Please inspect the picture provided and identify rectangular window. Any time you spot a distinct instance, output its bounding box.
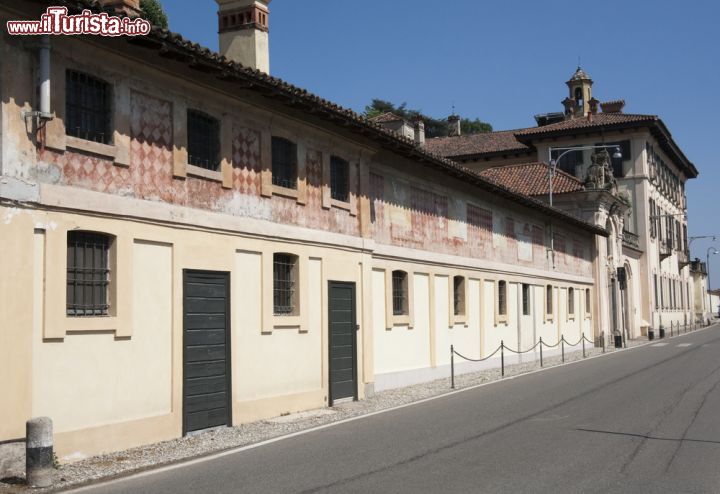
[187,109,220,171]
[392,270,408,316]
[546,285,553,315]
[330,156,350,202]
[585,289,591,316]
[67,231,111,317]
[498,280,507,316]
[65,69,112,144]
[522,284,530,316]
[654,274,659,310]
[271,136,298,189]
[568,287,575,315]
[649,200,656,239]
[453,276,465,316]
[273,253,298,315]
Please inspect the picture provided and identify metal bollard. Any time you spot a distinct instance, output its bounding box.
[602,331,605,353]
[501,340,505,377]
[450,345,455,390]
[539,337,543,367]
[26,417,53,488]
[582,332,586,358]
[561,337,565,363]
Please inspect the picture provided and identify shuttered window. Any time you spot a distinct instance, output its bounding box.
[67,231,112,317]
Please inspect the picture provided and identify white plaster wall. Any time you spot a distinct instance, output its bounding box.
[371,272,431,374]
[32,240,173,433]
[234,252,322,401]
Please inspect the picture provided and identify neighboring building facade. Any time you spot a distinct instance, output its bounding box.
[0,0,606,460]
[427,68,699,340]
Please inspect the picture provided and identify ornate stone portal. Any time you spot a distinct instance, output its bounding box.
[585,149,617,195]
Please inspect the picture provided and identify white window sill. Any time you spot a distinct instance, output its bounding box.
[187,164,222,182]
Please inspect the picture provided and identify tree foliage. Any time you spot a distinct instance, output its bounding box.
[140,0,168,29]
[363,99,492,138]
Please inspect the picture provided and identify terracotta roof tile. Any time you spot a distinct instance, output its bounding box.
[370,112,405,123]
[425,130,531,158]
[479,163,584,197]
[515,113,658,137]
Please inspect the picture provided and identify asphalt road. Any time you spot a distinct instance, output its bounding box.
[74,324,720,494]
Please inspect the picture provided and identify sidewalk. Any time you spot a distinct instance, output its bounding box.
[0,324,714,493]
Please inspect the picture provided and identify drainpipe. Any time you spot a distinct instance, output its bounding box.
[39,35,52,118]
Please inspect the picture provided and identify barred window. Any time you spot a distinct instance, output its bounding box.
[522,284,530,316]
[654,275,659,310]
[330,156,350,202]
[67,231,112,317]
[568,287,575,315]
[546,285,553,315]
[585,289,591,316]
[498,280,507,316]
[453,276,465,316]
[271,136,298,189]
[273,253,298,315]
[187,109,220,171]
[65,70,112,144]
[392,270,408,316]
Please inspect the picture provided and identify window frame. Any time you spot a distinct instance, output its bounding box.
[271,136,299,191]
[585,288,592,319]
[545,285,554,321]
[187,108,221,172]
[391,270,409,317]
[65,69,113,145]
[330,155,350,203]
[66,230,114,317]
[273,253,299,316]
[453,275,466,317]
[522,284,530,316]
[567,287,575,320]
[495,280,508,325]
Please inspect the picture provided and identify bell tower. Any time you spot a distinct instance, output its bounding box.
[216,0,270,73]
[563,66,593,118]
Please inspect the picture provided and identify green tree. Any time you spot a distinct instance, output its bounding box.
[363,99,492,138]
[140,0,168,29]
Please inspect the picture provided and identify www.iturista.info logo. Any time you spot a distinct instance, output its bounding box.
[6,6,152,36]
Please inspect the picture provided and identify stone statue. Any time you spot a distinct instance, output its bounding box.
[585,149,617,194]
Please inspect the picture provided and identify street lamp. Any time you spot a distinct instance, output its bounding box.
[548,145,622,207]
[707,247,718,312]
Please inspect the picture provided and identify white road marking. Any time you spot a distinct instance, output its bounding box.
[651,343,668,347]
[677,343,692,347]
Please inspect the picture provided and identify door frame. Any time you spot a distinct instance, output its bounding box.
[182,269,232,436]
[327,280,358,406]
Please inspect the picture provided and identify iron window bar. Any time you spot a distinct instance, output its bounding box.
[392,271,408,316]
[65,70,112,144]
[330,156,350,202]
[273,254,296,315]
[67,231,111,317]
[271,137,298,189]
[187,109,221,171]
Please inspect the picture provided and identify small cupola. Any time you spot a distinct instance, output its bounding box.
[564,66,593,118]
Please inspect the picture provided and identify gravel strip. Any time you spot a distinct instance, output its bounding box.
[0,331,701,493]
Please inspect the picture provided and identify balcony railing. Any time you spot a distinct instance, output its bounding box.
[622,230,640,250]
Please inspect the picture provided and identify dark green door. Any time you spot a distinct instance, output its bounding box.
[183,270,231,434]
[328,281,357,405]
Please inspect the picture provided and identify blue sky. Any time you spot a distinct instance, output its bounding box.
[162,0,720,286]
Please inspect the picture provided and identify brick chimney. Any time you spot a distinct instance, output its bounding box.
[448,114,461,137]
[216,0,270,73]
[601,99,626,114]
[99,0,141,17]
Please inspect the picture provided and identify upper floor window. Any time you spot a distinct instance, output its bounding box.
[522,284,530,316]
[271,136,298,189]
[187,110,220,171]
[453,276,465,316]
[392,270,408,316]
[273,253,298,316]
[568,287,575,315]
[65,70,112,144]
[498,280,507,316]
[67,231,113,317]
[330,156,350,202]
